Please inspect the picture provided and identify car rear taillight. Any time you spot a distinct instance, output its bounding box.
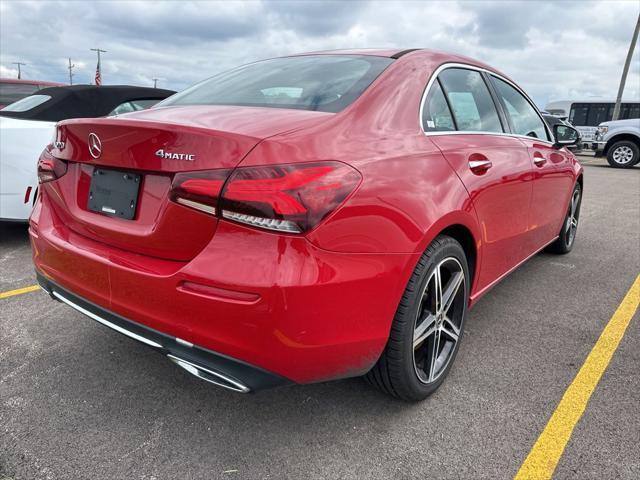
[37,149,68,184]
[169,162,361,234]
[220,162,361,233]
[169,170,230,215]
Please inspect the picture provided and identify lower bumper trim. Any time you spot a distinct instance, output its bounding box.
[36,271,293,393]
[51,290,163,349]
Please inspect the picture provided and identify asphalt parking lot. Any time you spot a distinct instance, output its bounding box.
[1,156,638,480]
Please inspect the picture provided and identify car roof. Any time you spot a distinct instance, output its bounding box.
[294,48,414,57]
[291,48,509,77]
[0,84,176,122]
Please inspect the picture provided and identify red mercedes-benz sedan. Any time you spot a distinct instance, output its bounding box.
[30,49,582,400]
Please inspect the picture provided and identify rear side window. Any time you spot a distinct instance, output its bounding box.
[159,55,393,113]
[491,76,549,140]
[1,94,51,112]
[438,68,503,133]
[422,81,456,131]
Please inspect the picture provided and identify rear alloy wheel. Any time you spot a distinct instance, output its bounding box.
[412,257,465,384]
[365,235,469,401]
[547,183,581,254]
[606,140,639,168]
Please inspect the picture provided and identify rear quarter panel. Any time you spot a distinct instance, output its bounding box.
[239,52,482,291]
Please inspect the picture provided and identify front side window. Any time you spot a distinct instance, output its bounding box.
[422,80,455,131]
[437,68,503,133]
[0,94,51,112]
[491,76,549,140]
[159,55,393,113]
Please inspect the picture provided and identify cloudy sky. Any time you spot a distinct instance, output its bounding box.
[1,0,639,108]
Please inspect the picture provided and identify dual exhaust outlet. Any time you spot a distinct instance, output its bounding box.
[167,354,250,393]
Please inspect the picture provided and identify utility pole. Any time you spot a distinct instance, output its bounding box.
[152,78,159,88]
[68,58,75,85]
[90,48,107,85]
[612,13,640,121]
[12,62,26,79]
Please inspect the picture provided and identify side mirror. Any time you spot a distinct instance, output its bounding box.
[553,124,580,149]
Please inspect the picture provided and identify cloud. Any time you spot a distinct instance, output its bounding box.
[265,0,369,36]
[1,0,638,107]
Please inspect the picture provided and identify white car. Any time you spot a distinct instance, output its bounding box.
[0,85,175,221]
[0,115,53,220]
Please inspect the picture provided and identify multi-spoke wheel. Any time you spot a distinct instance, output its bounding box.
[365,235,469,401]
[565,187,580,248]
[413,257,465,384]
[607,140,639,169]
[548,182,581,254]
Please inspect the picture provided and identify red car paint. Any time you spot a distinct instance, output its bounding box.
[30,50,582,385]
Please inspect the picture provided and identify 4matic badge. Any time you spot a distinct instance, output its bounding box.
[155,149,195,161]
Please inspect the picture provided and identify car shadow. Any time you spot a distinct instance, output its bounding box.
[0,220,30,246]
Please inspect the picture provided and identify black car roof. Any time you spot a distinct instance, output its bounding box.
[0,84,175,122]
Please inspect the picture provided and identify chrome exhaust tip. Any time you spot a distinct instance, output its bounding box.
[167,354,251,393]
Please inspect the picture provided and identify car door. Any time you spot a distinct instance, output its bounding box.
[423,67,534,293]
[488,75,575,250]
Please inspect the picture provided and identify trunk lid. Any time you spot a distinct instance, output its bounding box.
[46,106,331,261]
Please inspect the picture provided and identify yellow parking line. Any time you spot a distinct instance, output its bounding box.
[515,274,640,480]
[0,285,40,299]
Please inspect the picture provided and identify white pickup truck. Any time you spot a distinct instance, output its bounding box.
[595,118,640,168]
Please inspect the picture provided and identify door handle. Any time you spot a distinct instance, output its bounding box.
[533,152,546,166]
[468,159,493,173]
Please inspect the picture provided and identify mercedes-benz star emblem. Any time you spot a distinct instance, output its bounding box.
[88,133,102,159]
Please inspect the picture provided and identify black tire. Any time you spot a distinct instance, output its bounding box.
[606,140,639,168]
[365,235,469,401]
[547,183,581,254]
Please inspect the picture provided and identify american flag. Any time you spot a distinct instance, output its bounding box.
[95,59,102,86]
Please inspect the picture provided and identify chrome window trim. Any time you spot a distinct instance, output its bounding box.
[419,62,554,145]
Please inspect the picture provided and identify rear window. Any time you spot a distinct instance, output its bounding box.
[108,99,161,116]
[0,83,40,105]
[1,94,51,112]
[160,55,393,113]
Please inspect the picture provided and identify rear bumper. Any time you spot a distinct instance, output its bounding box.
[37,272,289,392]
[30,192,416,386]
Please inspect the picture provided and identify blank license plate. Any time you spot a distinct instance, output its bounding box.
[88,168,141,220]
